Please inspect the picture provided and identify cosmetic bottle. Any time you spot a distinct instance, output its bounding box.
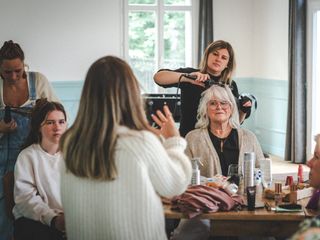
[274,182,282,206]
[191,158,200,185]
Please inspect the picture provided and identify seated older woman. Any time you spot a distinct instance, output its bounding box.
[171,85,265,240]
[185,84,264,180]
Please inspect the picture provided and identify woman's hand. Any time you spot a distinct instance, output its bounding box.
[0,119,17,133]
[149,105,180,139]
[183,72,209,87]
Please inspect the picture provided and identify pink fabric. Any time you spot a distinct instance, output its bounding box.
[171,185,245,218]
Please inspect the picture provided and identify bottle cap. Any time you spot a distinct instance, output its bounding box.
[285,176,294,186]
[191,158,201,169]
[244,152,255,161]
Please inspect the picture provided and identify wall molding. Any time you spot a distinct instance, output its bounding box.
[51,78,289,158]
[236,77,288,158]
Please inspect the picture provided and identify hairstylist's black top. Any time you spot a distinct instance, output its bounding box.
[156,68,239,137]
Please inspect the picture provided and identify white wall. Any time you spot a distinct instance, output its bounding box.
[213,0,288,80]
[0,0,123,81]
[252,0,289,80]
[1,0,288,81]
[213,0,254,78]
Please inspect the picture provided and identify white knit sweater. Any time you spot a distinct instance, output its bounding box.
[13,144,63,226]
[61,127,192,240]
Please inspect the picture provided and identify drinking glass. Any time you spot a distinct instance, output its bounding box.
[227,164,241,186]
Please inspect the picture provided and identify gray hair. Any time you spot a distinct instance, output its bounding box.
[195,85,240,129]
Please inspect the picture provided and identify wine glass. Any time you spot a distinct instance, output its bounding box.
[227,164,241,186]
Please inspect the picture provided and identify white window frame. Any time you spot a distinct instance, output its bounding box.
[307,0,320,157]
[123,0,198,93]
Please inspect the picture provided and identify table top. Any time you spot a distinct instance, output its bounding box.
[164,196,310,221]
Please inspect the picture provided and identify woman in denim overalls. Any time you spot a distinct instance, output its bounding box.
[0,40,58,240]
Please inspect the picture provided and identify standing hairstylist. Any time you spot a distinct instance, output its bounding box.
[154,40,253,137]
[0,40,58,240]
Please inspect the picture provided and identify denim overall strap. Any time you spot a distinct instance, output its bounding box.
[0,72,37,239]
[28,72,36,101]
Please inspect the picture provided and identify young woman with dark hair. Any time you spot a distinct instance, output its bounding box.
[13,98,67,240]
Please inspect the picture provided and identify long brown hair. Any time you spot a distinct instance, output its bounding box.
[199,40,236,85]
[22,98,67,149]
[60,56,149,180]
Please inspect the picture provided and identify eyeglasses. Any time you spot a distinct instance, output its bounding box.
[208,100,230,110]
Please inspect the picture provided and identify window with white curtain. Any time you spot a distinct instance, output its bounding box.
[123,0,196,93]
[307,0,320,156]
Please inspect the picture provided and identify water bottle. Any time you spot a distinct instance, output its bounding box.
[191,158,200,185]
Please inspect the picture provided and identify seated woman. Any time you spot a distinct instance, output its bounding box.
[171,85,264,240]
[185,84,263,180]
[13,98,67,240]
[290,134,320,240]
[59,56,191,240]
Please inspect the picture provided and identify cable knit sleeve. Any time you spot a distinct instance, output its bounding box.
[13,148,58,226]
[140,132,192,198]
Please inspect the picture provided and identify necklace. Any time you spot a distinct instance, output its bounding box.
[209,127,230,153]
[219,138,226,152]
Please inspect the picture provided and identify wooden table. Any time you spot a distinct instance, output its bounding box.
[164,198,310,238]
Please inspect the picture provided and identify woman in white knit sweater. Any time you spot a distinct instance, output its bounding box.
[60,56,192,240]
[13,99,67,240]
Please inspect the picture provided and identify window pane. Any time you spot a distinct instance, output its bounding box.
[129,0,156,5]
[163,11,191,69]
[128,11,157,93]
[164,0,191,6]
[313,11,320,140]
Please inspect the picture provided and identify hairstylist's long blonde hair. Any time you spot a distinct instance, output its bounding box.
[60,56,149,180]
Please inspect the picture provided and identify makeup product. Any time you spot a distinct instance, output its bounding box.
[260,158,272,188]
[243,152,255,191]
[191,158,200,185]
[246,186,256,211]
[274,182,282,206]
[285,176,294,186]
[289,184,298,204]
[298,165,303,183]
